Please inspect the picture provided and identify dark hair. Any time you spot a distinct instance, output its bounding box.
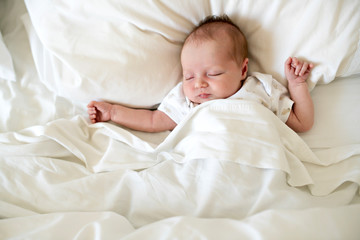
[184,14,248,64]
[197,14,241,32]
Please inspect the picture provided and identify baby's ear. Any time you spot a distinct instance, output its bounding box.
[241,58,249,78]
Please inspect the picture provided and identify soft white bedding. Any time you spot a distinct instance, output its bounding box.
[1,100,359,238]
[0,0,360,239]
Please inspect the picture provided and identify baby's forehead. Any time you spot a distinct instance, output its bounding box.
[181,37,236,69]
[188,33,235,55]
[182,35,232,54]
[184,29,235,55]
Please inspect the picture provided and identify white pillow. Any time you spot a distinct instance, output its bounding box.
[236,0,360,89]
[24,0,360,107]
[0,32,16,82]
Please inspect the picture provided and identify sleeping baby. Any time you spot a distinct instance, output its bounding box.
[87,14,314,133]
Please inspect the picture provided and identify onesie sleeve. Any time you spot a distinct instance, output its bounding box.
[157,82,190,124]
[248,72,293,123]
[270,78,294,123]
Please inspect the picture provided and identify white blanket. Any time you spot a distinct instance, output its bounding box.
[1,100,359,238]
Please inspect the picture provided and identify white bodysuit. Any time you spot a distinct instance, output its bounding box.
[158,72,294,124]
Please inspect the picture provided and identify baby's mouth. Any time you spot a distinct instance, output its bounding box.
[198,93,211,99]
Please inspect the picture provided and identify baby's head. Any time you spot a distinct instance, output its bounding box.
[181,15,249,104]
[184,15,248,65]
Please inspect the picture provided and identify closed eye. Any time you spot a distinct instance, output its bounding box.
[207,72,224,77]
[183,73,194,81]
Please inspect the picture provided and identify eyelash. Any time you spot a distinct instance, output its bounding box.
[207,72,223,77]
[184,72,223,81]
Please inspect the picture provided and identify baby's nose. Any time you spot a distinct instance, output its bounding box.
[194,77,208,88]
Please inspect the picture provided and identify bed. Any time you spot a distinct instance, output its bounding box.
[1,0,359,239]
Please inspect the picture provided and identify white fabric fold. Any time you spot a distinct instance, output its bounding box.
[0,100,358,196]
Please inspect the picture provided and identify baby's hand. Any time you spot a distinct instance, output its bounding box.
[87,101,112,123]
[285,57,314,84]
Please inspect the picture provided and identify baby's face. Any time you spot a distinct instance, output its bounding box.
[181,38,247,105]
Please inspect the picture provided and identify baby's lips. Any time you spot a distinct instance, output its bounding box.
[198,93,211,99]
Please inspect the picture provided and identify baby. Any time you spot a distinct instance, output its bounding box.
[88,15,314,133]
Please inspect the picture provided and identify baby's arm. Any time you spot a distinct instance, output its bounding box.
[87,101,177,132]
[285,57,314,133]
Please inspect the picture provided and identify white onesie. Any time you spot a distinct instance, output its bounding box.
[158,72,294,124]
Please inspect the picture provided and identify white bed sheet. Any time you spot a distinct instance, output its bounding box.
[0,100,359,239]
[2,207,360,240]
[0,0,359,239]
